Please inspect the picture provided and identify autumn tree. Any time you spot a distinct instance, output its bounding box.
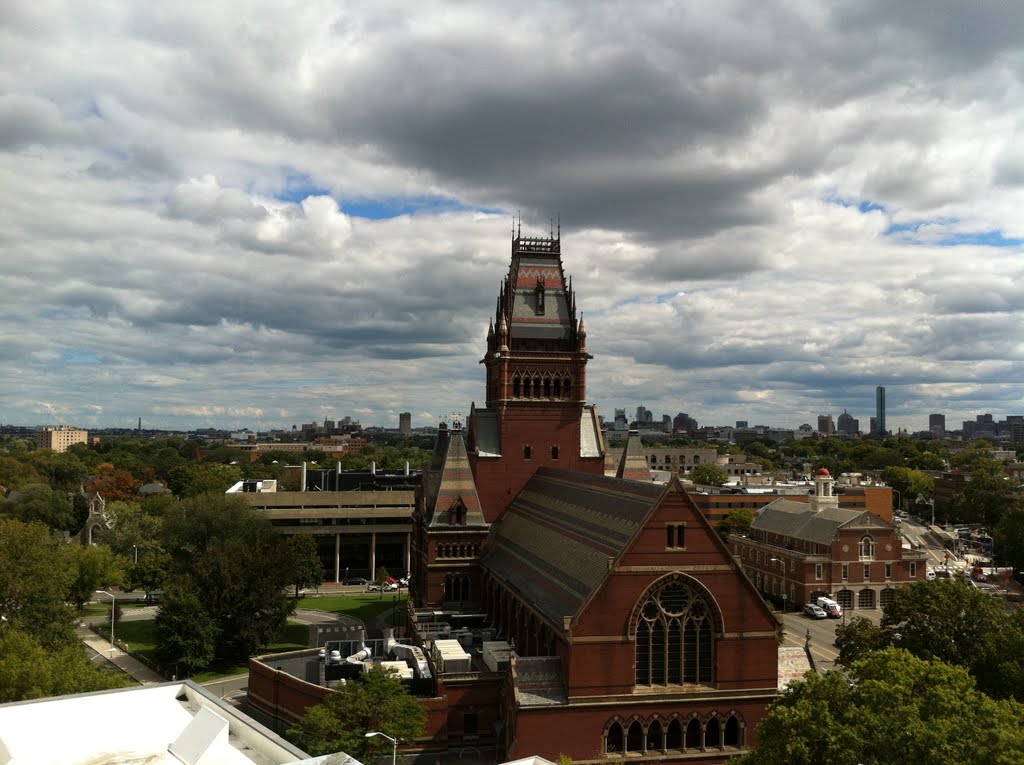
[85,463,141,503]
[288,665,427,759]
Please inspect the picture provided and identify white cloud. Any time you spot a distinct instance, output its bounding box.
[0,1,1021,433]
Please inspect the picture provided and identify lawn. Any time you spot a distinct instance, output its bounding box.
[93,620,311,682]
[296,592,407,626]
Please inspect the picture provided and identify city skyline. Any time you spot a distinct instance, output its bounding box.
[2,2,1022,433]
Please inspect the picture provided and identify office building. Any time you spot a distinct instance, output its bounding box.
[399,411,412,435]
[34,425,88,453]
[875,386,886,437]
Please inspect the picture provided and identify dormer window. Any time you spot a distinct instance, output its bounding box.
[534,280,545,315]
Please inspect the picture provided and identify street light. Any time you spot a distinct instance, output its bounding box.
[132,545,138,564]
[916,496,936,528]
[95,590,116,653]
[980,531,995,577]
[365,731,397,765]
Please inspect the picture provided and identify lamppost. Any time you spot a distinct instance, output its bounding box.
[915,496,936,528]
[132,545,138,564]
[95,590,116,653]
[365,731,397,765]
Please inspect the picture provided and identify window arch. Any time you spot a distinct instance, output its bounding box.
[605,722,623,754]
[723,714,743,747]
[646,719,663,752]
[665,719,683,749]
[706,717,721,749]
[685,718,701,750]
[512,375,521,398]
[859,535,875,560]
[625,721,643,753]
[633,579,717,687]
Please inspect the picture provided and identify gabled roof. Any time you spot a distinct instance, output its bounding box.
[481,468,663,626]
[615,429,651,482]
[752,498,881,545]
[422,427,487,528]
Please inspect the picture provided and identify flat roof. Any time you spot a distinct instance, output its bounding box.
[0,681,328,765]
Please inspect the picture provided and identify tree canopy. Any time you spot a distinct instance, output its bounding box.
[158,494,298,668]
[288,665,427,760]
[690,463,729,486]
[736,648,1024,765]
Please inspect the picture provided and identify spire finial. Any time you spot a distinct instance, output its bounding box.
[557,213,560,239]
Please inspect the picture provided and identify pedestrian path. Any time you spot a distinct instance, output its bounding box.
[77,621,166,684]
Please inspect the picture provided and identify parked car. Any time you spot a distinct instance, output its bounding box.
[803,603,827,619]
[814,596,843,619]
[344,577,368,586]
[367,583,381,592]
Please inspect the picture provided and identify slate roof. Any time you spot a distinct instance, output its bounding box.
[422,427,487,528]
[752,498,868,545]
[481,467,663,626]
[616,429,651,482]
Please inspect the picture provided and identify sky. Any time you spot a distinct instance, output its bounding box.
[2,1,1023,435]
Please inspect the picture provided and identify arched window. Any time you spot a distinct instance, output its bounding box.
[553,378,562,397]
[646,720,663,752]
[524,445,532,460]
[666,719,683,750]
[512,376,521,398]
[563,378,572,399]
[723,714,742,747]
[634,580,717,687]
[606,722,623,754]
[626,721,643,753]
[706,717,721,749]
[551,446,559,460]
[685,718,701,750]
[859,535,875,561]
[543,376,552,397]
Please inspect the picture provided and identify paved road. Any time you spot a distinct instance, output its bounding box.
[780,608,883,675]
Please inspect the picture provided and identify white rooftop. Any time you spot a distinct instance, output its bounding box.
[0,681,322,765]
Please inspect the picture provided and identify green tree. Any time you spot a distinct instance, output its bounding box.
[125,552,172,593]
[0,455,42,490]
[718,508,754,538]
[288,665,427,759]
[2,483,75,532]
[65,544,125,609]
[283,534,324,597]
[736,648,1024,765]
[101,501,165,562]
[0,518,77,648]
[0,627,130,703]
[833,616,890,667]
[154,581,218,676]
[690,463,729,486]
[161,494,295,665]
[950,458,1013,526]
[168,463,242,497]
[995,501,1024,576]
[881,578,1011,698]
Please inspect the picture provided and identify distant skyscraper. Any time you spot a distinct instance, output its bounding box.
[817,414,835,436]
[875,386,886,437]
[837,410,858,436]
[929,413,945,437]
[736,420,748,429]
[399,412,412,435]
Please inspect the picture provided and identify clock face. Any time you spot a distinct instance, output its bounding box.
[886,544,892,552]
[842,544,849,553]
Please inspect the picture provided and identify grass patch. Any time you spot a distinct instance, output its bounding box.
[95,620,312,682]
[296,593,407,626]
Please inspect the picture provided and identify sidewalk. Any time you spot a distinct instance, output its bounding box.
[77,621,166,684]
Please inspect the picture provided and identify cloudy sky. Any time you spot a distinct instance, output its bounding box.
[2,1,1022,435]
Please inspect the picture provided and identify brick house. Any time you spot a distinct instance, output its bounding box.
[731,469,927,611]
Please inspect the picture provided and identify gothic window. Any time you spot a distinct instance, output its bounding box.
[723,714,742,748]
[606,722,623,754]
[543,376,552,397]
[534,282,545,314]
[524,445,532,460]
[685,718,701,750]
[551,446,559,459]
[512,376,521,398]
[626,721,643,753]
[859,535,875,561]
[666,719,683,749]
[646,720,663,752]
[706,717,721,749]
[563,378,572,399]
[634,580,716,687]
[553,377,562,397]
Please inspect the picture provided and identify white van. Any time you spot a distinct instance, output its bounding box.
[815,596,843,618]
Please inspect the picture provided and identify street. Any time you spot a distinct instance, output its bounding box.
[779,608,883,675]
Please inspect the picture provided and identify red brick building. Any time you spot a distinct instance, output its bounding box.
[409,232,780,762]
[731,469,927,611]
